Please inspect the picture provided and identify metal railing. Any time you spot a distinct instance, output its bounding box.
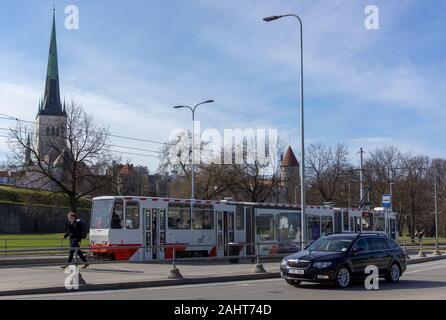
[0,238,443,263]
[0,238,72,258]
[0,241,308,268]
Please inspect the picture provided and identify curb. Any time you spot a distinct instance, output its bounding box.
[0,272,281,297]
[0,257,66,267]
[406,255,446,265]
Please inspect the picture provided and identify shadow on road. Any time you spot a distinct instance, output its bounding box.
[294,279,446,291]
[84,268,145,274]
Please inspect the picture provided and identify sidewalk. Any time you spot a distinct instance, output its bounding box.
[0,253,444,297]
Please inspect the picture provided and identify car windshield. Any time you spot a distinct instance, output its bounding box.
[306,237,354,252]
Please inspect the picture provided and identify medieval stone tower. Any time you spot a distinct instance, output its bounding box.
[280,146,300,204]
[35,9,67,164]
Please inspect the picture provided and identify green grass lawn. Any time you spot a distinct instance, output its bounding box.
[0,233,90,256]
[0,184,91,209]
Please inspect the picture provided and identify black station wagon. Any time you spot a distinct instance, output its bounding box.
[280,233,407,288]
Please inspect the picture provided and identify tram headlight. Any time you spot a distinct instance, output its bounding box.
[313,261,332,269]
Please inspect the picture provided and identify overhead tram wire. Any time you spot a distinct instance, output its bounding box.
[0,114,174,146]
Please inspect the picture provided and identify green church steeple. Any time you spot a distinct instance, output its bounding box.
[38,8,66,117]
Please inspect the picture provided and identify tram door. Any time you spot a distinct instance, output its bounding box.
[350,213,361,233]
[217,211,235,256]
[144,208,166,260]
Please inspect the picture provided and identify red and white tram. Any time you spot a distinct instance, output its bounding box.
[89,196,398,261]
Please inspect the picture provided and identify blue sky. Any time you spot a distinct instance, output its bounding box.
[1,0,445,171]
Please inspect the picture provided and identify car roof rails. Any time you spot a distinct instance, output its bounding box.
[358,231,387,237]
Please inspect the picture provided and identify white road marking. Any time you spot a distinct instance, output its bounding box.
[406,264,446,274]
[407,260,446,269]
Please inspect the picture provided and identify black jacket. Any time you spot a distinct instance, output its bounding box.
[63,220,83,241]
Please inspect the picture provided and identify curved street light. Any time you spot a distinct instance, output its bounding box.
[263,14,306,249]
[173,99,215,199]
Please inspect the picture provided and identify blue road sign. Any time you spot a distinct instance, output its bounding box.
[382,194,391,208]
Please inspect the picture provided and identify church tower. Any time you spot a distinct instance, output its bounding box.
[36,8,67,164]
[280,146,300,204]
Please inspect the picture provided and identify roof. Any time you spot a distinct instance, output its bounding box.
[0,171,10,178]
[119,164,135,175]
[281,146,299,167]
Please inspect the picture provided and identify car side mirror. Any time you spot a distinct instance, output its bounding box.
[352,247,363,255]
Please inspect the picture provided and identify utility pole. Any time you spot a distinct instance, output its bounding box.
[358,148,365,209]
[433,171,441,255]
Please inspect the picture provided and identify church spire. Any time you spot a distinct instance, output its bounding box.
[38,7,65,117]
[25,133,33,166]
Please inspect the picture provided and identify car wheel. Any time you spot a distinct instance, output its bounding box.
[335,266,351,288]
[386,263,401,283]
[285,279,301,286]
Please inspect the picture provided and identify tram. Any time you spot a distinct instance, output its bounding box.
[89,196,398,261]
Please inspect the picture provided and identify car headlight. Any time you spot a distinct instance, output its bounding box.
[313,261,332,269]
[281,259,287,266]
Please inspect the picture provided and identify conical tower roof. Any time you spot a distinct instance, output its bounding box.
[281,146,299,167]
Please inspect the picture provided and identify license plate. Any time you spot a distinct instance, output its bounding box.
[288,268,305,275]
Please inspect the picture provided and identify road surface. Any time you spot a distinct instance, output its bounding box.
[3,260,446,300]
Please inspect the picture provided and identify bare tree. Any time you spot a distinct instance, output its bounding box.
[306,143,350,203]
[8,103,114,213]
[158,135,283,202]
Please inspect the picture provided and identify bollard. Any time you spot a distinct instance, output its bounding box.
[167,246,183,279]
[417,240,426,257]
[403,240,410,259]
[73,248,87,287]
[4,239,6,258]
[251,243,266,274]
[433,239,442,256]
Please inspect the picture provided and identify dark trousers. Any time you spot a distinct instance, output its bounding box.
[68,239,87,263]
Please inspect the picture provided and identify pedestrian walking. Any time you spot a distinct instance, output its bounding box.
[61,212,89,269]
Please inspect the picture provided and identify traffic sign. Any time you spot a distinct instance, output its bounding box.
[382,194,391,208]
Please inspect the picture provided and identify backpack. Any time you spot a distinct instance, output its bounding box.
[76,219,88,239]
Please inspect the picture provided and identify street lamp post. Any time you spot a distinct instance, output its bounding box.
[433,171,441,255]
[263,14,306,249]
[388,182,395,235]
[173,100,214,199]
[389,182,395,212]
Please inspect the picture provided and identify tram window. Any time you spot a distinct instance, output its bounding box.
[334,210,342,233]
[374,215,385,231]
[110,199,123,229]
[192,204,214,229]
[159,210,166,231]
[236,207,244,230]
[362,212,373,231]
[343,211,349,231]
[321,216,333,236]
[125,202,140,229]
[306,215,320,242]
[168,204,191,229]
[278,213,301,242]
[91,199,113,229]
[256,214,275,241]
